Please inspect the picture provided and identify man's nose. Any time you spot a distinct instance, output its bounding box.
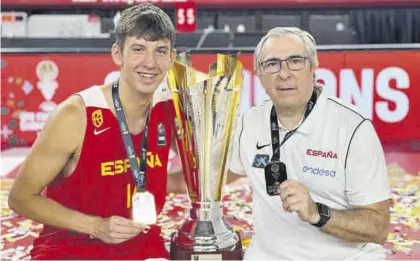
[142,52,157,69]
[277,61,291,80]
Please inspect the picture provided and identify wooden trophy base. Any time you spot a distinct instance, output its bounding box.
[170,232,243,260]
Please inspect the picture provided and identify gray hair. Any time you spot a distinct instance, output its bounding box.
[254,27,318,74]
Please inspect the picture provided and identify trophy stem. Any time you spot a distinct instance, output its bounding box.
[171,201,239,252]
[200,80,214,203]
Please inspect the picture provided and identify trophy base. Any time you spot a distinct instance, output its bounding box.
[170,232,243,260]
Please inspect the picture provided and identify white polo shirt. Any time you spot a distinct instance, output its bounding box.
[229,88,390,260]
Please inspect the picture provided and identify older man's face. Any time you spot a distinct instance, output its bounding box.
[258,34,316,111]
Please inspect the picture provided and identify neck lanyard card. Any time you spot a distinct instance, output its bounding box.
[112,79,157,225]
[264,90,317,196]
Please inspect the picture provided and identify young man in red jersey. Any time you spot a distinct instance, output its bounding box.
[8,4,185,260]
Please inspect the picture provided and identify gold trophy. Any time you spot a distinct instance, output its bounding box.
[166,52,244,260]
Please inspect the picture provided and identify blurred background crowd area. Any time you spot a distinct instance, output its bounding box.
[1,0,420,49]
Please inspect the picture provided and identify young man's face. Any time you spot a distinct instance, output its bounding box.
[113,36,175,94]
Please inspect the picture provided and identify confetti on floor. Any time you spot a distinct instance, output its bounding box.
[1,165,419,260]
[386,164,420,259]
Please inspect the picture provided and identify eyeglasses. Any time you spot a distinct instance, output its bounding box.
[260,56,308,74]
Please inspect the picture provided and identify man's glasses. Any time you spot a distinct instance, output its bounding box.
[260,56,308,74]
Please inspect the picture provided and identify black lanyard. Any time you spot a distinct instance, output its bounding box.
[270,90,317,162]
[112,80,150,192]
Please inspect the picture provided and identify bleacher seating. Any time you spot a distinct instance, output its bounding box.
[309,14,357,45]
[218,14,256,32]
[262,14,301,32]
[309,14,350,32]
[100,17,115,34]
[233,32,265,47]
[1,12,28,37]
[27,14,102,38]
[200,32,232,47]
[196,14,216,31]
[1,8,419,49]
[175,32,202,48]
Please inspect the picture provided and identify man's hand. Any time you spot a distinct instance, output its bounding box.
[278,180,320,224]
[92,216,150,244]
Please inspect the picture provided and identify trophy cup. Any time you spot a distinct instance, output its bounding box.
[166,52,244,260]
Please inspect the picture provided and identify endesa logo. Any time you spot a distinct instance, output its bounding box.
[303,166,336,178]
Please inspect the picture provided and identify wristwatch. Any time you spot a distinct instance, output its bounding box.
[311,202,331,228]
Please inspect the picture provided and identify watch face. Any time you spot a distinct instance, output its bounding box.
[320,204,331,218]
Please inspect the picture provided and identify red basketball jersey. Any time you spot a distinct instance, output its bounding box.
[31,86,174,260]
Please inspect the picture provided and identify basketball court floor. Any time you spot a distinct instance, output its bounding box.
[1,142,419,260]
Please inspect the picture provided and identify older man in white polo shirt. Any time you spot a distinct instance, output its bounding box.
[227,27,391,260]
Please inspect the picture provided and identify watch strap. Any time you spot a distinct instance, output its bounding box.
[312,202,331,228]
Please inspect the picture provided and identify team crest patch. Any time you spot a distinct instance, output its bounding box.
[157,122,167,146]
[92,109,103,128]
[252,154,270,169]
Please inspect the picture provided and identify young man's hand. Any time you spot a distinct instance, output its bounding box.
[92,216,150,244]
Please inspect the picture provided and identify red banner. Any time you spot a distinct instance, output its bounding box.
[175,2,197,32]
[3,0,420,7]
[1,51,419,148]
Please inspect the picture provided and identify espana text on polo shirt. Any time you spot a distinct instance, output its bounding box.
[306,149,338,159]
